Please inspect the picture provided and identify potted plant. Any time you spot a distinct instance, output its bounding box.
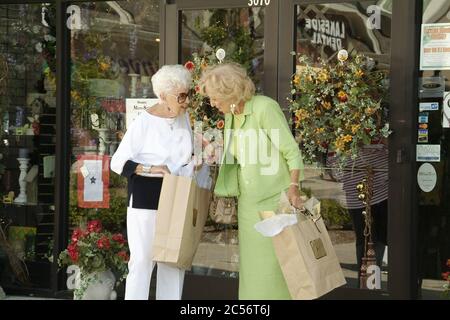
[443,259,450,299]
[58,220,129,300]
[287,50,392,168]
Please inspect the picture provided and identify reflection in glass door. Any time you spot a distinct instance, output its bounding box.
[417,0,450,300]
[0,3,57,290]
[180,6,266,281]
[181,8,265,92]
[295,1,392,290]
[66,1,160,297]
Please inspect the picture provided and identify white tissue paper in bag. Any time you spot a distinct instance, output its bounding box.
[254,214,298,237]
[254,191,321,238]
[194,164,212,190]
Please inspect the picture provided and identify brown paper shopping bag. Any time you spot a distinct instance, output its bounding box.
[258,192,346,299]
[153,174,211,270]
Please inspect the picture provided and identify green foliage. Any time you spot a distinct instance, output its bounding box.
[320,199,351,228]
[71,31,120,129]
[200,24,228,49]
[301,187,351,228]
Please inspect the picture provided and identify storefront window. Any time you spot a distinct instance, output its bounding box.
[417,0,450,299]
[0,3,56,289]
[68,2,159,235]
[295,1,392,290]
[180,7,265,279]
[181,8,265,92]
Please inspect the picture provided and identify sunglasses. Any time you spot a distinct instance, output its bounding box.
[168,89,195,104]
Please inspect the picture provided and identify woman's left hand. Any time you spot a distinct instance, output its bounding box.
[287,185,305,209]
[192,155,203,172]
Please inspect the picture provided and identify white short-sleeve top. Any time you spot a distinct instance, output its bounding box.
[111,110,193,176]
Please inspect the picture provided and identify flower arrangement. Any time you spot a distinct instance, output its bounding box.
[193,122,224,166]
[185,51,226,132]
[185,50,227,166]
[58,220,129,299]
[287,50,391,166]
[71,32,120,130]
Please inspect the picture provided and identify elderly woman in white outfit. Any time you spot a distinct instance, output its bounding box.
[111,65,194,300]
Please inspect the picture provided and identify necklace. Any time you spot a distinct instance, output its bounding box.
[166,117,176,131]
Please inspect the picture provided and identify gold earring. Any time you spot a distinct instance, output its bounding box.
[230,104,236,115]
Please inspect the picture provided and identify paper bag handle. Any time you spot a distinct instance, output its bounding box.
[192,209,198,227]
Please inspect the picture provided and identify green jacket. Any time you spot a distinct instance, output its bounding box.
[214,95,304,200]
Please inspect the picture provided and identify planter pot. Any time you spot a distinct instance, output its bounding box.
[74,270,117,300]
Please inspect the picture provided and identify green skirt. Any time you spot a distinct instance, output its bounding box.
[237,192,291,300]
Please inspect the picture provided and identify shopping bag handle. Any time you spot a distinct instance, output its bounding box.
[192,208,198,227]
[292,207,323,234]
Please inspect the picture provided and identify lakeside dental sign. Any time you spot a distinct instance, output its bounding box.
[305,18,346,52]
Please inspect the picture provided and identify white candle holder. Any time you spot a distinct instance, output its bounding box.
[129,73,139,98]
[14,157,30,204]
[96,128,109,155]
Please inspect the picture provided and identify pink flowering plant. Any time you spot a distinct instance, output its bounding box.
[58,220,129,298]
[185,53,225,166]
[443,258,450,298]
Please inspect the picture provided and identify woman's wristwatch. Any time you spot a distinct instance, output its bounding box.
[142,165,153,174]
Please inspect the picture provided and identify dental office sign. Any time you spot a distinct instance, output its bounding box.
[420,23,450,70]
[305,18,346,52]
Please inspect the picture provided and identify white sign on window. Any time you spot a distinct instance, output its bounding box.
[125,98,158,129]
[416,144,441,162]
[420,23,450,70]
[417,163,437,193]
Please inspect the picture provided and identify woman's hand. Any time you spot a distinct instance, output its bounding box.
[135,165,171,176]
[287,185,305,209]
[192,155,203,172]
[135,164,144,175]
[150,165,171,176]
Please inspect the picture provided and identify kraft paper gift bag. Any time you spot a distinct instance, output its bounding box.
[153,174,211,270]
[255,192,346,300]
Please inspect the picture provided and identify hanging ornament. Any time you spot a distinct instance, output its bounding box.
[216,48,226,63]
[337,49,348,63]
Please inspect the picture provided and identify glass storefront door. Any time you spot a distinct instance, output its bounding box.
[66,0,160,297]
[417,0,450,299]
[0,3,57,290]
[179,3,267,288]
[294,1,392,291]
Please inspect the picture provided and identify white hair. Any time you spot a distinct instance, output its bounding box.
[151,64,192,99]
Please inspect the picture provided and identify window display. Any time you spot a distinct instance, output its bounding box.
[0,3,56,289]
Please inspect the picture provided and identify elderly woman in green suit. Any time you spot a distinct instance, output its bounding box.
[199,63,304,299]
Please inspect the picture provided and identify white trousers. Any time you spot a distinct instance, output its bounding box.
[125,201,185,300]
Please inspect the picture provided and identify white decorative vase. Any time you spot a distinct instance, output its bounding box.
[14,157,30,204]
[96,128,109,155]
[74,270,117,300]
[129,73,139,98]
